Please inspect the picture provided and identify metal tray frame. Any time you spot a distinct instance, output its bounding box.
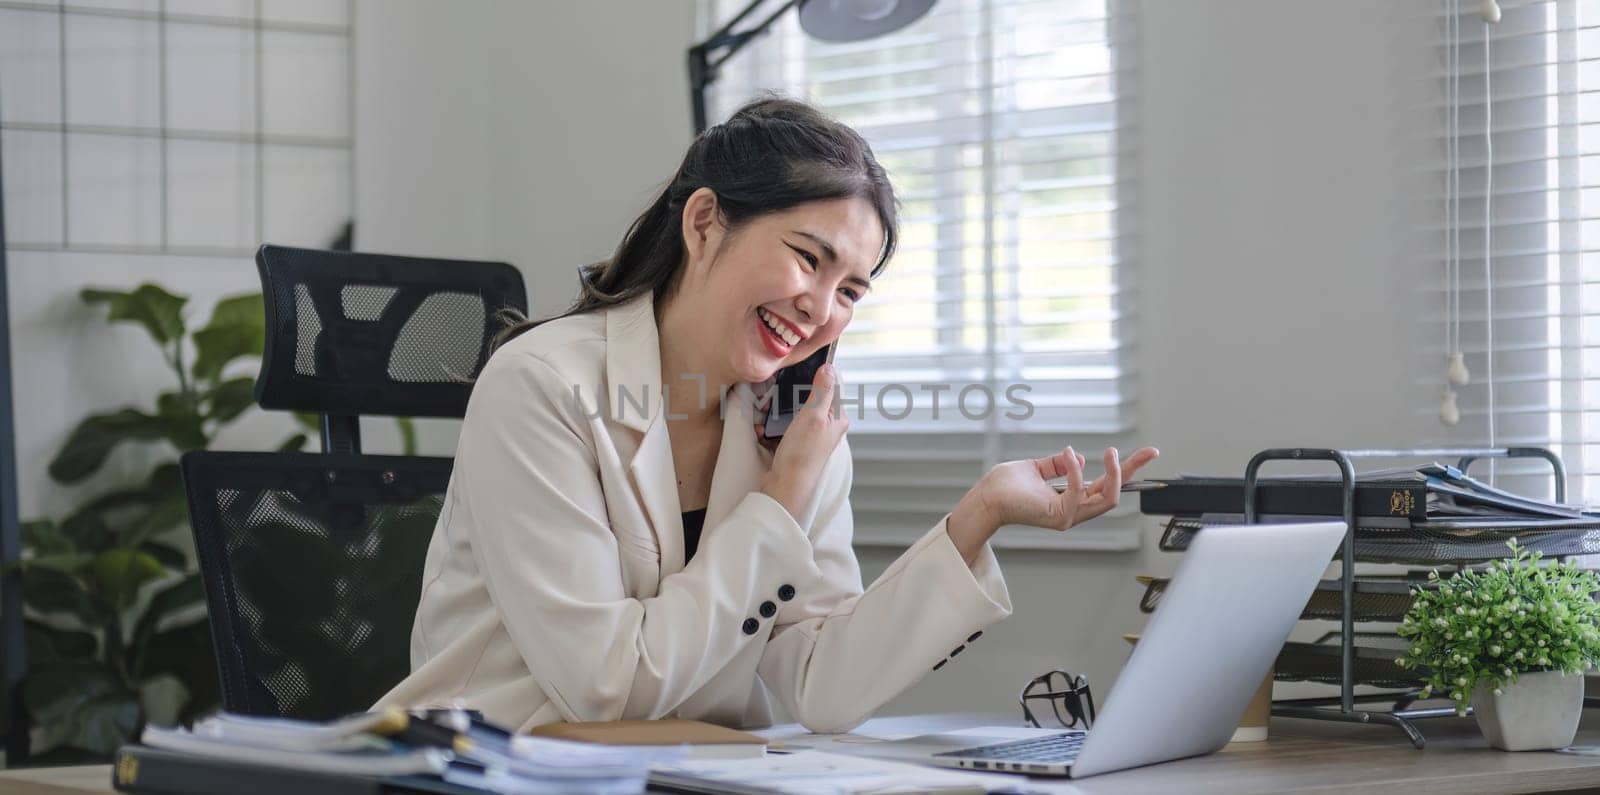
[1237,446,1597,748]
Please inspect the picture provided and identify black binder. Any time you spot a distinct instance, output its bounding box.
[1138,476,1427,520]
[111,745,486,795]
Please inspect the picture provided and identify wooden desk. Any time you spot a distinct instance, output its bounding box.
[4,712,1599,794]
[761,711,1600,794]
[0,763,112,795]
[1077,713,1600,794]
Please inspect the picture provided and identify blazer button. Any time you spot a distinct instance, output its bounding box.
[967,631,983,643]
[950,645,965,657]
[777,584,796,602]
[759,601,777,618]
[742,618,760,636]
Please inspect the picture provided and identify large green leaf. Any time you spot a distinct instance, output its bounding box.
[156,390,197,417]
[16,553,94,575]
[74,693,142,755]
[49,409,174,484]
[24,620,98,666]
[21,568,100,626]
[130,573,205,666]
[24,661,118,725]
[156,392,207,451]
[23,660,142,756]
[115,463,189,549]
[73,463,177,519]
[59,510,114,553]
[204,377,257,424]
[118,497,190,551]
[81,285,187,346]
[139,540,186,569]
[91,549,165,609]
[191,293,264,384]
[77,462,181,512]
[63,463,185,553]
[22,520,76,556]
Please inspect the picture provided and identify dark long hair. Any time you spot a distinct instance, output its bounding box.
[498,95,899,345]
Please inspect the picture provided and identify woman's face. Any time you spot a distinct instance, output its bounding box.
[679,191,884,385]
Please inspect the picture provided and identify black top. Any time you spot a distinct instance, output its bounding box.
[683,508,708,562]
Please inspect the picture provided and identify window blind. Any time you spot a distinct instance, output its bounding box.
[701,0,1140,541]
[1424,0,1600,504]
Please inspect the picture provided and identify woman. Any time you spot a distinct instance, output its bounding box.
[377,97,1159,734]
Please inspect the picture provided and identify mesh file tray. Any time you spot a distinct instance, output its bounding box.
[1139,575,1429,621]
[1159,516,1600,564]
[1274,633,1422,690]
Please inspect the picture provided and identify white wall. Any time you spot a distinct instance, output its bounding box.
[351,0,698,455]
[352,0,1437,719]
[480,2,698,318]
[354,0,494,263]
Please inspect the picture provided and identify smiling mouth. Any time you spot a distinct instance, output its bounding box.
[757,306,806,346]
[755,310,797,360]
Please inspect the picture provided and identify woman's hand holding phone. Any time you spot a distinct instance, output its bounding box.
[948,445,1160,565]
[759,363,848,518]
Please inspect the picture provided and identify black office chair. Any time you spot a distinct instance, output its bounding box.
[180,245,526,720]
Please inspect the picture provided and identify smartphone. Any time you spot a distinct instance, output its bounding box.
[762,343,837,440]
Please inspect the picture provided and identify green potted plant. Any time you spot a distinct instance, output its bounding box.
[14,281,418,761]
[11,285,298,761]
[1396,540,1600,751]
[12,284,320,761]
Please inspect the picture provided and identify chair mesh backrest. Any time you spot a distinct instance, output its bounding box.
[256,244,527,418]
[181,451,453,720]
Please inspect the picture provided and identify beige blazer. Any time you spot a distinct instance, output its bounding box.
[375,295,1012,734]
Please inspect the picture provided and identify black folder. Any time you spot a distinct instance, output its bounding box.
[1138,476,1427,520]
[111,745,487,795]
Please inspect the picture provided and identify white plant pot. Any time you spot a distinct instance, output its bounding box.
[1470,670,1585,751]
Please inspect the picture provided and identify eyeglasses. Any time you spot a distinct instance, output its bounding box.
[1019,670,1096,730]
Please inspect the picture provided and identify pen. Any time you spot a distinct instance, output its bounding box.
[1049,479,1166,494]
[371,709,478,755]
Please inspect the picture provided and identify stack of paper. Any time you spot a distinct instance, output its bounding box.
[141,717,450,777]
[445,735,680,794]
[650,749,995,795]
[1418,463,1590,520]
[137,712,675,795]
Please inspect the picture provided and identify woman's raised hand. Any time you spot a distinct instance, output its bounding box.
[948,445,1160,564]
[758,364,849,518]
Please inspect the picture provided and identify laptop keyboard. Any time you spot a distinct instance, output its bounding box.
[935,732,1087,764]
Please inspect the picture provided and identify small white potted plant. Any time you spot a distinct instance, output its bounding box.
[1396,540,1600,751]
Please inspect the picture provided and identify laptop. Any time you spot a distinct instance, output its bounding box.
[853,520,1346,779]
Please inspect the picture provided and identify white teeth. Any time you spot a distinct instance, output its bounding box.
[759,308,800,346]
